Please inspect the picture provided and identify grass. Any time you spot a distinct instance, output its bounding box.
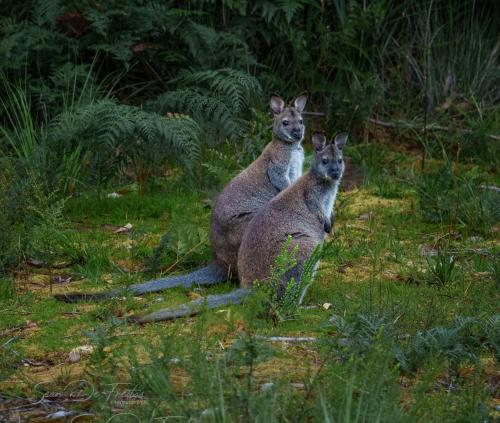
[0,140,498,421]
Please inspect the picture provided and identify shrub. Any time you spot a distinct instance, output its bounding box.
[253,236,321,323]
[413,162,500,234]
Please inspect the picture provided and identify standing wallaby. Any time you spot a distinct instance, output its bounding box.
[133,132,347,323]
[55,93,308,303]
[210,93,307,278]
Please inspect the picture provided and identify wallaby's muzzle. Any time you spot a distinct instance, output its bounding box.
[291,128,303,141]
[330,170,341,180]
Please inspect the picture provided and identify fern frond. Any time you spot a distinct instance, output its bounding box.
[48,99,201,177]
[179,22,257,68]
[150,89,242,140]
[176,68,262,114]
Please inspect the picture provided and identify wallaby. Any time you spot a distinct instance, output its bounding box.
[238,132,347,287]
[132,132,347,323]
[210,93,307,278]
[55,93,308,303]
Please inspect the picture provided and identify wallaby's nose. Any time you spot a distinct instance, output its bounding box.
[330,167,341,179]
[291,127,302,140]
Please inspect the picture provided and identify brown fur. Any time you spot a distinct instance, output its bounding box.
[238,133,347,287]
[237,172,324,286]
[211,137,303,277]
[210,95,307,278]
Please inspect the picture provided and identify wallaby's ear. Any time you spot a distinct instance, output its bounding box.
[270,95,285,115]
[333,132,348,150]
[293,92,308,113]
[312,132,327,152]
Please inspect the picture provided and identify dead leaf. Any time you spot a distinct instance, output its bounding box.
[114,223,133,234]
[68,345,94,363]
[101,223,121,231]
[358,212,372,221]
[102,274,113,283]
[72,345,94,354]
[25,320,38,329]
[51,275,72,285]
[107,192,122,198]
[68,351,81,363]
[26,259,46,267]
[132,42,152,53]
[322,303,332,310]
[21,358,46,367]
[187,291,203,300]
[418,244,437,257]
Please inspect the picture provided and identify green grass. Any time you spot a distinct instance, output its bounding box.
[0,148,498,420]
[0,145,499,422]
[1,1,499,418]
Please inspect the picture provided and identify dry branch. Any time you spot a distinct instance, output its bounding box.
[255,336,318,342]
[368,118,500,141]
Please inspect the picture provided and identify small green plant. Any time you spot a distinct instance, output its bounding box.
[143,221,210,276]
[327,310,498,375]
[255,236,321,323]
[0,277,15,300]
[403,316,489,372]
[425,250,458,287]
[487,256,500,287]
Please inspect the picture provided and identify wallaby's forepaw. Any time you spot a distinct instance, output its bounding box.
[324,213,335,234]
[323,220,332,233]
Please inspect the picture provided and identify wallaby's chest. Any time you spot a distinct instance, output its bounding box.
[320,185,338,219]
[288,146,304,181]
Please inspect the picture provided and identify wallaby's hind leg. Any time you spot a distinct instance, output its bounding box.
[54,262,230,303]
[133,288,249,323]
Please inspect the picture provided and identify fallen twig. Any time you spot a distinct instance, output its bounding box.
[1,337,17,348]
[368,118,500,141]
[255,336,318,343]
[480,184,500,193]
[302,111,326,117]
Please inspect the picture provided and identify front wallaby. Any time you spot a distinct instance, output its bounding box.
[134,132,347,323]
[55,93,308,303]
[238,132,347,287]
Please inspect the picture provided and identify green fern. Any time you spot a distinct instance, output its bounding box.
[179,22,257,69]
[49,99,201,181]
[176,68,262,114]
[149,68,262,143]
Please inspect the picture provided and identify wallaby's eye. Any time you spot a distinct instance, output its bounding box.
[338,159,342,164]
[299,119,303,125]
[322,158,329,165]
[282,120,289,126]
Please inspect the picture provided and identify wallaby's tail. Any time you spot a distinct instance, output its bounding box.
[131,288,249,323]
[54,262,229,303]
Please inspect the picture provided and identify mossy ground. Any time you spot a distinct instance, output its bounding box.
[1,143,498,421]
